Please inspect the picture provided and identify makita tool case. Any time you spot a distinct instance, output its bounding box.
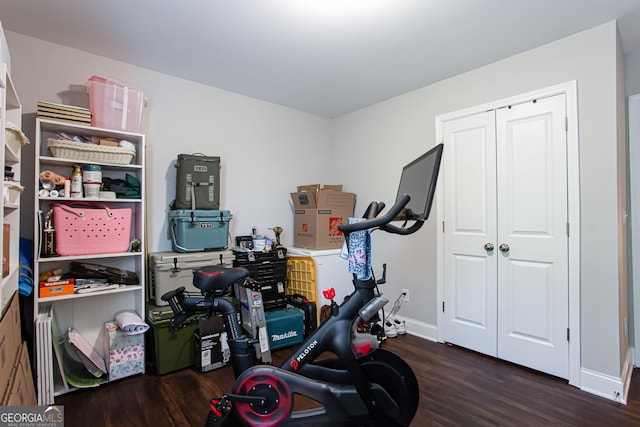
[174,153,220,210]
[168,209,232,253]
[265,307,304,351]
[148,250,234,305]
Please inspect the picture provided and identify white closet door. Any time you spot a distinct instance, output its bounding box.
[442,110,498,356]
[495,95,569,379]
[441,94,569,379]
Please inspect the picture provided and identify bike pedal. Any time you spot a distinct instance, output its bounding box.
[205,408,233,427]
[209,397,230,417]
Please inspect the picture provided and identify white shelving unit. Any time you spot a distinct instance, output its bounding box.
[1,63,22,311]
[33,118,145,403]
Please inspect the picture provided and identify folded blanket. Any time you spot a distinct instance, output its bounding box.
[115,311,149,335]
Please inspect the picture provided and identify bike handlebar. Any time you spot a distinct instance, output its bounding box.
[338,193,423,235]
[362,201,386,219]
[381,220,424,235]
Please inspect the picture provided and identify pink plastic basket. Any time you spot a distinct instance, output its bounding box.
[52,203,132,256]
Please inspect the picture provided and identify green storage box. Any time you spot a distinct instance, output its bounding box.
[146,303,200,375]
[146,299,240,375]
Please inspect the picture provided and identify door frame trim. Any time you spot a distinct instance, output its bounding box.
[630,94,640,365]
[435,81,580,387]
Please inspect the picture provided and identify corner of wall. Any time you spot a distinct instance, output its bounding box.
[580,347,631,404]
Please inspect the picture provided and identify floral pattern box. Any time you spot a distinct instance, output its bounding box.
[103,321,145,381]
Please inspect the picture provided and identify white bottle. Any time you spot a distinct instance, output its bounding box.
[64,177,70,198]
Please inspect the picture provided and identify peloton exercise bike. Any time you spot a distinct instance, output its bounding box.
[162,143,443,426]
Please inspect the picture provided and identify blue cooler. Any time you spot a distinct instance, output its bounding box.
[265,308,304,350]
[168,209,232,252]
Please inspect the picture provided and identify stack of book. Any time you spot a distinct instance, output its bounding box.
[37,101,91,125]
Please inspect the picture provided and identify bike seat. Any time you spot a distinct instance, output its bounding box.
[194,266,249,293]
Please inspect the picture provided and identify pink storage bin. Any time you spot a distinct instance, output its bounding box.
[87,76,144,133]
[52,202,132,256]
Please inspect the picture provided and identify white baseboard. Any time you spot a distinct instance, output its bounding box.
[395,315,438,342]
[580,369,624,403]
[580,347,632,404]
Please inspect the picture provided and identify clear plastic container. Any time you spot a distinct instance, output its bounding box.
[86,76,144,133]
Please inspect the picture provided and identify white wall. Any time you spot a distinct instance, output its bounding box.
[7,32,333,252]
[625,50,640,359]
[332,21,627,380]
[616,28,631,377]
[625,52,640,96]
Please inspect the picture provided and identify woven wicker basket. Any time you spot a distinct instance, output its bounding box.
[47,139,136,165]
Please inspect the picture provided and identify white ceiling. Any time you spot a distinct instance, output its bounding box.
[2,0,640,118]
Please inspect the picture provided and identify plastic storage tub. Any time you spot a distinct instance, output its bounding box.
[52,203,132,256]
[86,76,144,133]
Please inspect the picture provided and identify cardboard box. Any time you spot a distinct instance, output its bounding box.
[198,313,226,337]
[194,314,229,373]
[0,292,21,398]
[39,279,75,298]
[104,321,145,381]
[3,342,36,405]
[99,139,119,147]
[194,330,229,373]
[291,185,356,249]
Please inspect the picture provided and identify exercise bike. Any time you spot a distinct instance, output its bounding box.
[161,142,443,427]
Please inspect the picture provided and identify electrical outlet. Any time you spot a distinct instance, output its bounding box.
[402,288,410,302]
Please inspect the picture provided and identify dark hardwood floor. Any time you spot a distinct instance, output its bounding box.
[56,334,640,426]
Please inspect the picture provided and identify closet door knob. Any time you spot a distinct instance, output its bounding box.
[499,243,510,253]
[484,243,494,251]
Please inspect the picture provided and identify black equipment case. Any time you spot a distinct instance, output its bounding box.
[286,294,317,336]
[174,153,220,210]
[233,248,288,310]
[69,261,139,285]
